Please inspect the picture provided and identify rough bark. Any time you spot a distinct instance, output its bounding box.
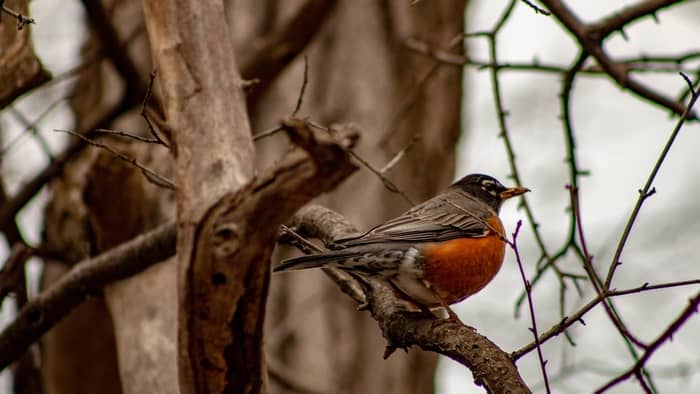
[142,0,261,392]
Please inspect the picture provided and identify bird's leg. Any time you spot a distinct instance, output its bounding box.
[429,288,464,325]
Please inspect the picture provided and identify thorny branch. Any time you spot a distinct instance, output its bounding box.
[538,0,693,117]
[506,220,551,393]
[595,292,700,393]
[511,73,700,392]
[568,184,656,389]
[606,74,700,288]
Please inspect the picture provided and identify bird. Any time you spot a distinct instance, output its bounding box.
[273,173,529,320]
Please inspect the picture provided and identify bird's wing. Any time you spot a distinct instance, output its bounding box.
[338,193,493,246]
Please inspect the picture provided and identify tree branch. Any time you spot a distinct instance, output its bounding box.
[595,292,700,393]
[539,0,693,117]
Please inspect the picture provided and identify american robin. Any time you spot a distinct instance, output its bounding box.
[274,173,529,319]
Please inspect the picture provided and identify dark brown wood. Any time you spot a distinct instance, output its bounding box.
[184,119,357,393]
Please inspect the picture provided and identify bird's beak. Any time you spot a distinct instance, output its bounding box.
[500,186,530,200]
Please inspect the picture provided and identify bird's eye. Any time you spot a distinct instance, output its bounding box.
[480,180,498,195]
[481,179,496,189]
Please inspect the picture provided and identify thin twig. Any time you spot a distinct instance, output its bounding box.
[569,185,648,350]
[53,129,175,190]
[609,279,700,297]
[253,56,311,141]
[2,96,71,156]
[520,0,551,15]
[406,38,700,76]
[140,69,170,148]
[344,149,415,206]
[380,134,420,174]
[92,128,163,144]
[507,220,551,393]
[292,55,309,116]
[1,3,35,29]
[252,126,283,141]
[605,73,700,288]
[595,292,700,393]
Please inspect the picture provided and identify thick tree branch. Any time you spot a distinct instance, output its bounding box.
[285,205,531,393]
[539,0,692,117]
[588,0,685,40]
[0,222,176,371]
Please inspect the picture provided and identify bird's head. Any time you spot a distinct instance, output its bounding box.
[451,173,530,212]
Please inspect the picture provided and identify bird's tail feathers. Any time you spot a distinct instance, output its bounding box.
[273,252,350,272]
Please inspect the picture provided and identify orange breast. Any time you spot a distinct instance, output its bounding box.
[423,216,506,305]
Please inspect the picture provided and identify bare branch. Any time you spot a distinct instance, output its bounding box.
[520,0,551,15]
[0,3,35,28]
[507,221,551,393]
[595,292,700,393]
[53,129,175,190]
[0,222,177,371]
[605,74,700,288]
[588,0,685,40]
[80,0,149,106]
[539,0,693,117]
